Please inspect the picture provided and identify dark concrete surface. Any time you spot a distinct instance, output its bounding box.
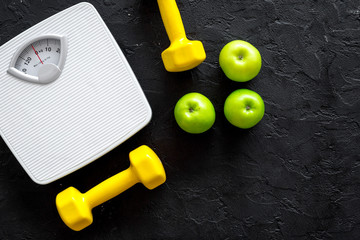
[1,0,360,239]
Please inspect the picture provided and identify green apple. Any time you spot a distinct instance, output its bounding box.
[174,93,216,134]
[219,40,262,82]
[224,89,265,129]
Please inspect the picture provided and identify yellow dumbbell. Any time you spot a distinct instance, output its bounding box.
[56,145,166,231]
[157,0,206,72]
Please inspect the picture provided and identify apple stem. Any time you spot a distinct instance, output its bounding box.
[246,106,251,110]
[189,107,194,113]
[239,55,243,60]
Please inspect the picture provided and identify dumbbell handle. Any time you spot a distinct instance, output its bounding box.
[157,0,186,43]
[84,167,138,209]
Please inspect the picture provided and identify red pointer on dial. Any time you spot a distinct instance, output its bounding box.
[31,44,43,64]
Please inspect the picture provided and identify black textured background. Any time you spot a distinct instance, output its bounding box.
[1,0,360,239]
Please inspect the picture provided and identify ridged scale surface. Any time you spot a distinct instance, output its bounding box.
[0,3,151,184]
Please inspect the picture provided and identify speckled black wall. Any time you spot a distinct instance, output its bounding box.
[0,0,360,239]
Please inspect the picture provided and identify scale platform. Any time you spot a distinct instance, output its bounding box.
[0,3,152,184]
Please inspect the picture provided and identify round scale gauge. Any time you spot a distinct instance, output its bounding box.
[8,35,67,84]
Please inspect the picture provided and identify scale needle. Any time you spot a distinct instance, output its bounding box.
[31,44,43,64]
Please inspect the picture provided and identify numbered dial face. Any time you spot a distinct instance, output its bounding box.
[15,39,61,76]
[8,35,67,84]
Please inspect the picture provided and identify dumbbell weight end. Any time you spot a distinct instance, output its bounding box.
[157,0,206,72]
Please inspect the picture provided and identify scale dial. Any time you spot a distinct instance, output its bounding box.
[8,35,67,84]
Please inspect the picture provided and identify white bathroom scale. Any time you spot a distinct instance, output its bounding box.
[0,3,152,184]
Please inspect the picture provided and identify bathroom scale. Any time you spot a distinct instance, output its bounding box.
[0,3,152,184]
